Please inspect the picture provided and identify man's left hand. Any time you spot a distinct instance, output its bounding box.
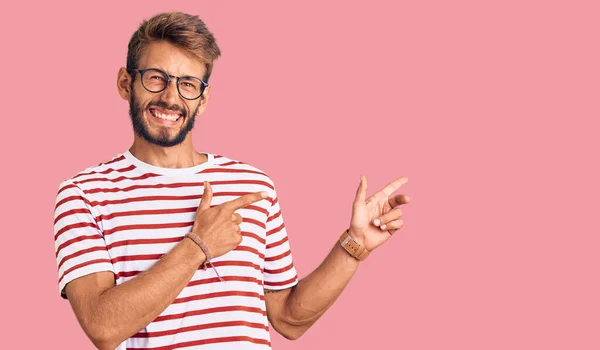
[349,175,410,252]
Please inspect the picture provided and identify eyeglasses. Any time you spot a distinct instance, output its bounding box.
[127,68,208,100]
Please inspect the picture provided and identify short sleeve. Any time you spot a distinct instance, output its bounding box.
[263,187,298,290]
[54,180,115,299]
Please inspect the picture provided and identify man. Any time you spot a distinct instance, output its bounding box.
[54,11,409,350]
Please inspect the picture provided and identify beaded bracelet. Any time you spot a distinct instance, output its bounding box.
[185,232,224,282]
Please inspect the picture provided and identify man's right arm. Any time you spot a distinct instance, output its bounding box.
[65,238,205,350]
[59,181,268,350]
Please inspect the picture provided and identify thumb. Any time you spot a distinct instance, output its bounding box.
[354,175,367,205]
[198,181,213,213]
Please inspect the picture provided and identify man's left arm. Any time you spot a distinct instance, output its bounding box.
[265,175,410,340]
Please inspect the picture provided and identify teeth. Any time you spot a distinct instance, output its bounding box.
[152,110,180,121]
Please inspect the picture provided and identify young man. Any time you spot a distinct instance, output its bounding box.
[53,12,409,350]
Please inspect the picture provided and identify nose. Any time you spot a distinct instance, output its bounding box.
[160,76,182,106]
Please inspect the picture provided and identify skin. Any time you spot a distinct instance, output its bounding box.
[263,175,409,339]
[64,40,410,349]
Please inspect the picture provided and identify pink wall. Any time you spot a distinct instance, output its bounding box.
[2,0,599,349]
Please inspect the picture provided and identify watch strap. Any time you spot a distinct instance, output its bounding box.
[339,229,370,261]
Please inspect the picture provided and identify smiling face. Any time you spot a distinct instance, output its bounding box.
[117,40,210,147]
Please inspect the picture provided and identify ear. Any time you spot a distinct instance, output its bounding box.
[117,67,133,101]
[196,85,211,116]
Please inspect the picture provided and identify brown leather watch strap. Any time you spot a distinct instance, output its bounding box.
[339,229,370,261]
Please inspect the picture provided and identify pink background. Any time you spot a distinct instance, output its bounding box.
[2,1,599,349]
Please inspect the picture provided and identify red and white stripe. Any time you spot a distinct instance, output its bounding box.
[54,151,298,350]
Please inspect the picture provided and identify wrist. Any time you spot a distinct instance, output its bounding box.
[348,228,367,246]
[185,232,225,282]
[339,229,370,261]
[183,233,206,266]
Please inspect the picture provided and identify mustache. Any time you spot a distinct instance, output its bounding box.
[147,101,187,117]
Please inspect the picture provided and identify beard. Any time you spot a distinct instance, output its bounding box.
[128,88,199,147]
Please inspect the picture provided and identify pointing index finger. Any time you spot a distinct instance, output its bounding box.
[227,191,270,211]
[380,176,408,197]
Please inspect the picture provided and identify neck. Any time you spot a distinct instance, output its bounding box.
[129,135,207,169]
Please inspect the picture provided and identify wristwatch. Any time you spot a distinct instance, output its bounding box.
[339,229,370,261]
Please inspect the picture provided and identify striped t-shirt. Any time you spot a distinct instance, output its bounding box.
[53,150,298,350]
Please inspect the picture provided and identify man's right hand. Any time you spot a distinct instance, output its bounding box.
[191,181,269,259]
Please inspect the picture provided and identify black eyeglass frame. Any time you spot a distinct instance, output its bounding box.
[127,68,209,100]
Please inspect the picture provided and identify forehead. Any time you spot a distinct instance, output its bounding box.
[137,40,206,77]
